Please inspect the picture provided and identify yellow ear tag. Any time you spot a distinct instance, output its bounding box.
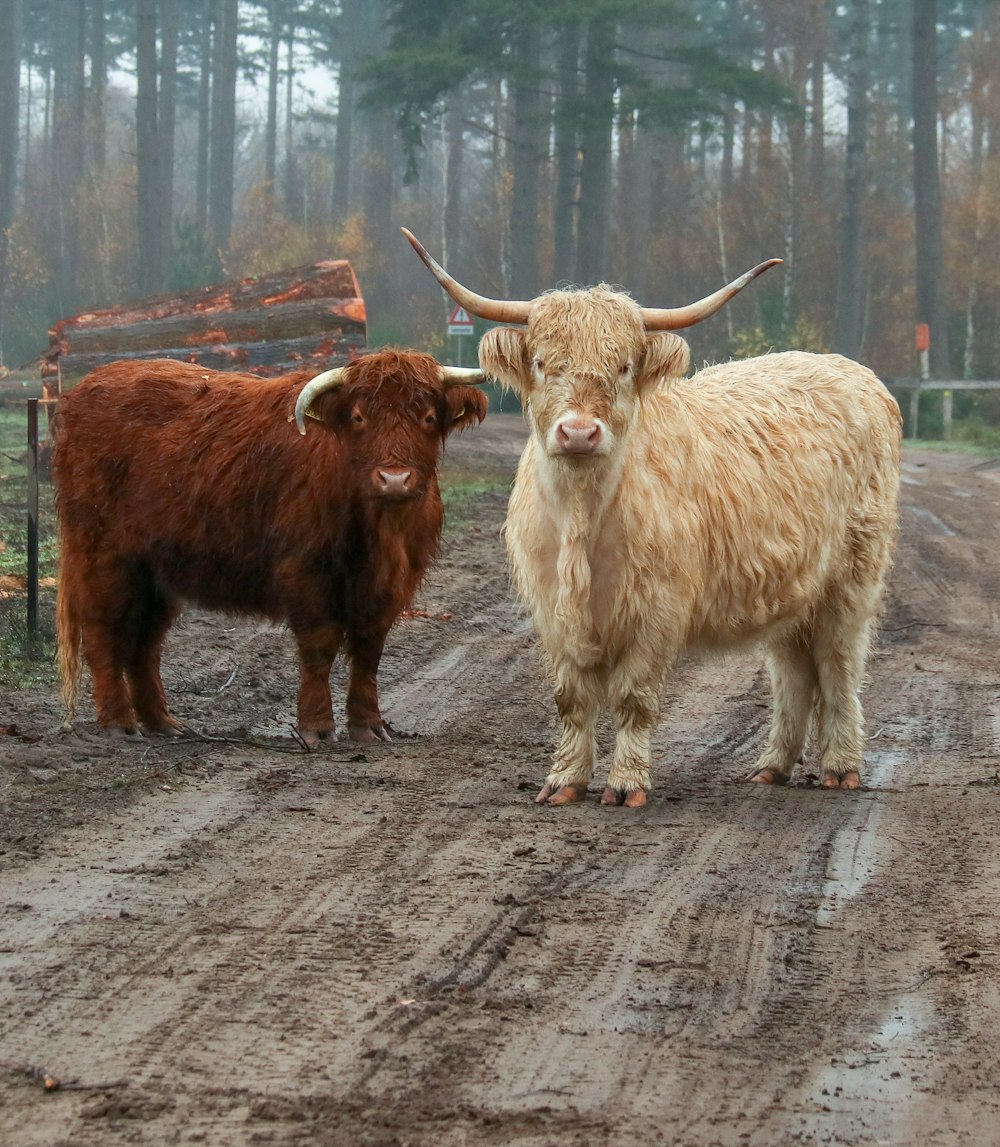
[305,403,323,422]
[454,406,465,419]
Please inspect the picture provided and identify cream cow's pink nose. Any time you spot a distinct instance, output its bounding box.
[555,417,603,454]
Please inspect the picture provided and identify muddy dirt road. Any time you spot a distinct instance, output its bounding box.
[1,415,999,1146]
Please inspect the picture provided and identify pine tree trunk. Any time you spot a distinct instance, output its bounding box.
[265,0,280,188]
[575,16,615,285]
[136,0,162,295]
[52,0,87,308]
[195,0,211,235]
[0,0,21,360]
[552,23,580,284]
[89,0,107,172]
[443,94,464,270]
[209,0,239,257]
[834,0,869,359]
[160,0,178,287]
[509,22,542,298]
[913,0,950,375]
[333,0,365,221]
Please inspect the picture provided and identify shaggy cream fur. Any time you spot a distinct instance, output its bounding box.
[479,288,902,802]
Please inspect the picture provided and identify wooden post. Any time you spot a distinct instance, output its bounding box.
[909,386,920,440]
[26,398,39,640]
[942,388,952,440]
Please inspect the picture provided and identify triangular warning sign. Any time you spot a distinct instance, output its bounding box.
[448,305,472,326]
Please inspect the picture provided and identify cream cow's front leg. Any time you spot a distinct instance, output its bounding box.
[536,660,602,806]
[603,662,664,808]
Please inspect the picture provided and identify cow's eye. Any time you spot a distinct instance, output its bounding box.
[533,358,544,373]
[424,411,437,426]
[351,409,365,426]
[619,361,633,376]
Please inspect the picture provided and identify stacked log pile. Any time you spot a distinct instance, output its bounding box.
[42,260,367,390]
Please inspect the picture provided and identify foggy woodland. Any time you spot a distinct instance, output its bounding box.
[0,0,999,413]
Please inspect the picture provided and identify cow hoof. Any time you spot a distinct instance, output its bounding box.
[108,724,143,739]
[348,724,392,743]
[821,770,862,790]
[748,766,789,785]
[145,719,185,737]
[600,786,648,807]
[298,727,335,748]
[536,782,588,805]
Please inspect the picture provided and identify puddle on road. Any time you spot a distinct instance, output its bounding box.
[903,504,957,537]
[814,748,903,927]
[804,994,931,1142]
[803,746,931,1141]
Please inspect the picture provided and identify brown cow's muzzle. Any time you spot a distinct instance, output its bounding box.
[371,466,420,501]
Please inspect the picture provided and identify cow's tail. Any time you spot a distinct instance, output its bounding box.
[56,570,83,727]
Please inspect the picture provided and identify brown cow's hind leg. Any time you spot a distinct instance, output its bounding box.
[127,586,182,734]
[83,627,139,734]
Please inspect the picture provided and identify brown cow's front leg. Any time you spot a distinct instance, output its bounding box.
[344,630,392,743]
[293,625,341,746]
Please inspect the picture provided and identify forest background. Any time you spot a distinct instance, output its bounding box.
[0,0,999,439]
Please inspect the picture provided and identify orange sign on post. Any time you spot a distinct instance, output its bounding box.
[915,323,930,352]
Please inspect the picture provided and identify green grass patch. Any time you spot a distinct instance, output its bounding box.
[0,401,59,688]
[905,438,1000,457]
[440,470,511,532]
[0,596,57,689]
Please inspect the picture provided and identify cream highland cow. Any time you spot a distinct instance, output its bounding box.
[404,228,902,807]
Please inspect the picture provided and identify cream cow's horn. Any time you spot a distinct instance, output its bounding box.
[639,259,784,331]
[402,228,532,325]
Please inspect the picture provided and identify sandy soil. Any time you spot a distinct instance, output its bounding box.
[1,414,999,1146]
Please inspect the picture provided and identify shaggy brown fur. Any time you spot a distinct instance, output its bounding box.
[53,352,487,742]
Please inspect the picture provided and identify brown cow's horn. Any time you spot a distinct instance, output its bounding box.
[639,259,783,331]
[402,228,532,325]
[439,366,486,388]
[294,367,347,435]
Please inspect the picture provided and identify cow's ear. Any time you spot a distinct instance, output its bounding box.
[304,387,353,429]
[478,327,531,396]
[639,332,690,393]
[444,386,489,435]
